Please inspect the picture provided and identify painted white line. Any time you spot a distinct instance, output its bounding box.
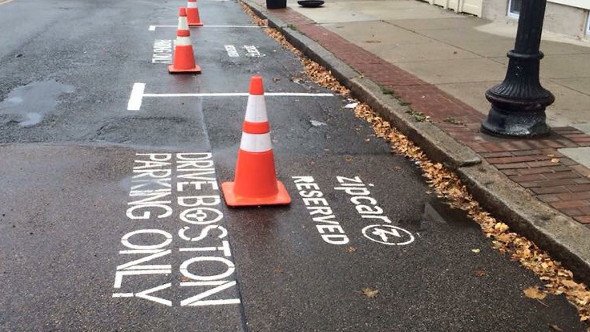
[142,92,334,97]
[127,83,334,111]
[203,25,267,28]
[0,0,14,5]
[149,25,174,31]
[149,24,266,31]
[127,83,146,111]
[143,93,249,98]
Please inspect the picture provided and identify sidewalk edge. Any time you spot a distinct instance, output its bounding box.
[243,1,590,284]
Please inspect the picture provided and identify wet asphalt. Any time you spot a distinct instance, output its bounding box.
[0,0,586,331]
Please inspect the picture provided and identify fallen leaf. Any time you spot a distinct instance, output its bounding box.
[361,287,379,298]
[551,158,560,163]
[493,223,509,233]
[345,246,357,253]
[474,269,486,277]
[524,287,547,300]
[561,279,580,289]
[471,248,481,253]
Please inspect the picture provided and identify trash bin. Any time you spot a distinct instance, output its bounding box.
[266,0,287,9]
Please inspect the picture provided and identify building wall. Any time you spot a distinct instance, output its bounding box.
[482,0,589,39]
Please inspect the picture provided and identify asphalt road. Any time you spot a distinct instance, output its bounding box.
[0,0,586,331]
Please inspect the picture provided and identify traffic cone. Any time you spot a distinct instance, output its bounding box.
[177,7,190,31]
[168,8,201,74]
[186,0,203,27]
[222,76,291,207]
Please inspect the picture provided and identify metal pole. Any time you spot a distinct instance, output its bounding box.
[481,0,555,138]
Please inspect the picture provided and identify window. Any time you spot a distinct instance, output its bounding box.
[508,0,522,18]
[587,11,590,36]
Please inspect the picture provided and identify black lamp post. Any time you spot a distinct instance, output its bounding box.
[482,0,555,138]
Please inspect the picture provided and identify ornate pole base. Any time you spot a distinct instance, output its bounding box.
[481,103,551,138]
[481,52,555,138]
[481,0,555,138]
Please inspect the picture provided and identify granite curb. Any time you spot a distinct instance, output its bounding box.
[242,0,590,284]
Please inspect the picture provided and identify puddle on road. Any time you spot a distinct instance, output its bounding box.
[0,80,74,127]
[420,198,477,230]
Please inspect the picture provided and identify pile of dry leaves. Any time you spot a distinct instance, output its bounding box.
[239,1,590,322]
[353,103,590,320]
[240,2,349,96]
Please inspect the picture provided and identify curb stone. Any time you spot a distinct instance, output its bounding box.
[242,0,590,284]
[458,162,590,282]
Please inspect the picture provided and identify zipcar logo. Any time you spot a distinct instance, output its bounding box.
[362,224,415,246]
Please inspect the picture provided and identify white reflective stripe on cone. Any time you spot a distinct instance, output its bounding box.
[187,2,198,8]
[244,95,268,123]
[240,132,272,153]
[178,17,189,30]
[175,36,192,46]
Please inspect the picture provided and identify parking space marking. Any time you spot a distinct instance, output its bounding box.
[224,45,264,58]
[149,25,265,31]
[142,92,334,97]
[112,153,241,308]
[243,45,263,57]
[225,45,240,57]
[152,39,173,64]
[127,83,146,111]
[128,83,334,111]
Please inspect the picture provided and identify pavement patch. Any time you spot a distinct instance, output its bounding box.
[0,80,74,127]
[559,147,590,168]
[0,145,246,330]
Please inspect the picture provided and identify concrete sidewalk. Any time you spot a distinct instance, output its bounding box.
[243,0,590,283]
[290,0,590,128]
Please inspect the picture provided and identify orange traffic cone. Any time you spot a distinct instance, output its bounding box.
[222,76,291,207]
[168,8,201,74]
[186,0,203,27]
